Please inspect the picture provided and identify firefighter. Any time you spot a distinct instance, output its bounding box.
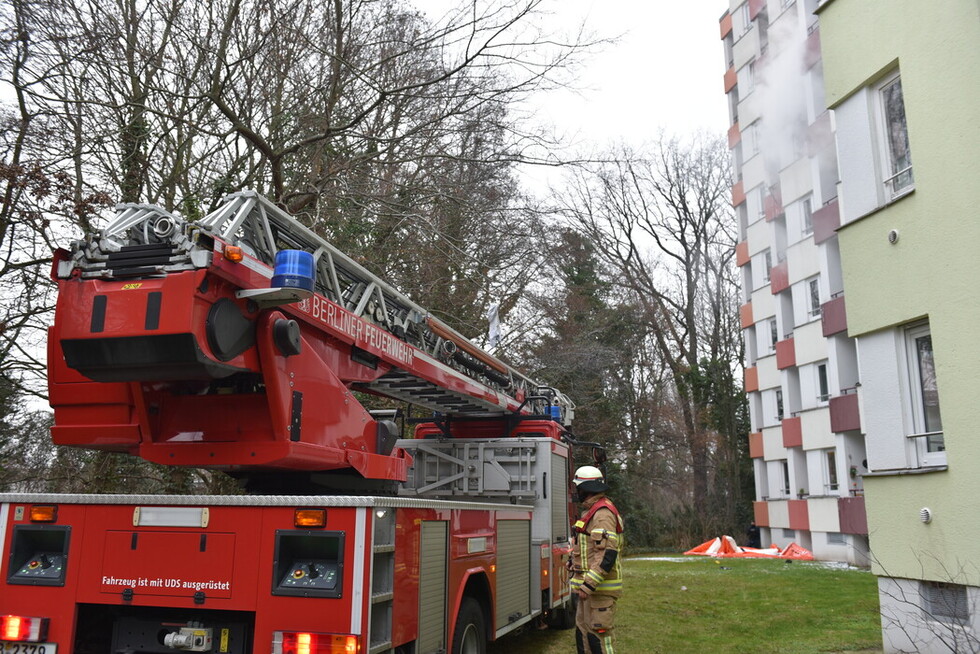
[569,465,624,654]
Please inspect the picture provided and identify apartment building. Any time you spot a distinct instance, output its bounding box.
[720,0,868,564]
[817,0,980,650]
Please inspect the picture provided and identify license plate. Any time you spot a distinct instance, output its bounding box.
[0,644,57,654]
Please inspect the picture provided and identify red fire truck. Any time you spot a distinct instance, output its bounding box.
[0,191,590,654]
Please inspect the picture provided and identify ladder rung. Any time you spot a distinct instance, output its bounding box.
[372,591,394,603]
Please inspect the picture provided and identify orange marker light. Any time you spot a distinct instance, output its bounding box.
[29,505,57,523]
[344,635,357,653]
[223,245,244,262]
[294,509,327,528]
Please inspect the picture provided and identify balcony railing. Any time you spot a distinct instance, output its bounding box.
[812,197,840,244]
[838,496,868,535]
[829,388,860,433]
[781,416,802,448]
[821,293,848,336]
[775,337,795,370]
[770,261,790,294]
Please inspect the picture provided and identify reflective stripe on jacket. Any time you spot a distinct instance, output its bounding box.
[570,494,624,597]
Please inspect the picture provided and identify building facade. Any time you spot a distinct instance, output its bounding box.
[720,0,868,565]
[817,0,980,651]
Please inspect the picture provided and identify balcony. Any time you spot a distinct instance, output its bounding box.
[740,301,753,328]
[732,180,746,207]
[770,261,789,294]
[807,111,832,158]
[728,120,741,148]
[830,391,861,433]
[744,366,759,393]
[724,66,737,93]
[805,25,821,69]
[781,416,802,448]
[736,240,750,267]
[764,192,784,222]
[719,11,732,39]
[754,501,769,527]
[749,0,765,20]
[749,431,764,458]
[821,295,848,336]
[775,337,795,370]
[812,198,840,244]
[838,496,868,535]
[788,499,809,531]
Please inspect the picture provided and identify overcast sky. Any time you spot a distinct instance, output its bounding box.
[527,0,731,147]
[414,0,733,190]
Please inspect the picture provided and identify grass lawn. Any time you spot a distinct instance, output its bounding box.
[488,555,883,654]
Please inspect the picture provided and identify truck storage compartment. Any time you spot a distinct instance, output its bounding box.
[73,604,253,654]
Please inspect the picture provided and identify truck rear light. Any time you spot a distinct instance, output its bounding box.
[273,631,358,654]
[29,505,57,523]
[0,615,49,642]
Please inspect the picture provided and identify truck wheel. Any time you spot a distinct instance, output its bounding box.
[547,596,577,630]
[451,597,487,654]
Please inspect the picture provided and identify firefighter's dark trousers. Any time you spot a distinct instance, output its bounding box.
[575,593,617,654]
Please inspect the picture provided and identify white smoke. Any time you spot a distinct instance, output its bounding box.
[754,11,810,187]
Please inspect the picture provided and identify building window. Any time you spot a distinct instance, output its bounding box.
[826,450,838,491]
[801,196,813,236]
[763,249,772,283]
[877,73,914,198]
[743,123,760,158]
[737,3,751,37]
[769,318,779,351]
[827,532,845,545]
[921,582,968,623]
[905,322,944,463]
[782,528,795,539]
[776,390,784,421]
[808,277,821,317]
[781,461,790,496]
[817,363,829,402]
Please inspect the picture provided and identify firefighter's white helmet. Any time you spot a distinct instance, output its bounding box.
[573,465,608,494]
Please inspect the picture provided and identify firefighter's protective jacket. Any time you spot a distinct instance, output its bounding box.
[570,493,624,597]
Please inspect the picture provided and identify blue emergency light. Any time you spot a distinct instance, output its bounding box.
[272,250,315,292]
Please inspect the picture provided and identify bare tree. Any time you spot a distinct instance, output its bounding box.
[555,133,747,538]
[0,0,595,490]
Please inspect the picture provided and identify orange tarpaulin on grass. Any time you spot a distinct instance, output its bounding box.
[684,535,814,560]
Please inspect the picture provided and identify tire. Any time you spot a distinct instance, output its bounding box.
[546,596,577,630]
[451,597,487,654]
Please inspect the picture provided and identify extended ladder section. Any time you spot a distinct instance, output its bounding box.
[49,191,573,481]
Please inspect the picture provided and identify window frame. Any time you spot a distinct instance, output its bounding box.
[801,196,813,237]
[807,277,821,318]
[874,71,914,200]
[816,363,829,404]
[826,450,839,492]
[737,3,752,38]
[902,321,945,467]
